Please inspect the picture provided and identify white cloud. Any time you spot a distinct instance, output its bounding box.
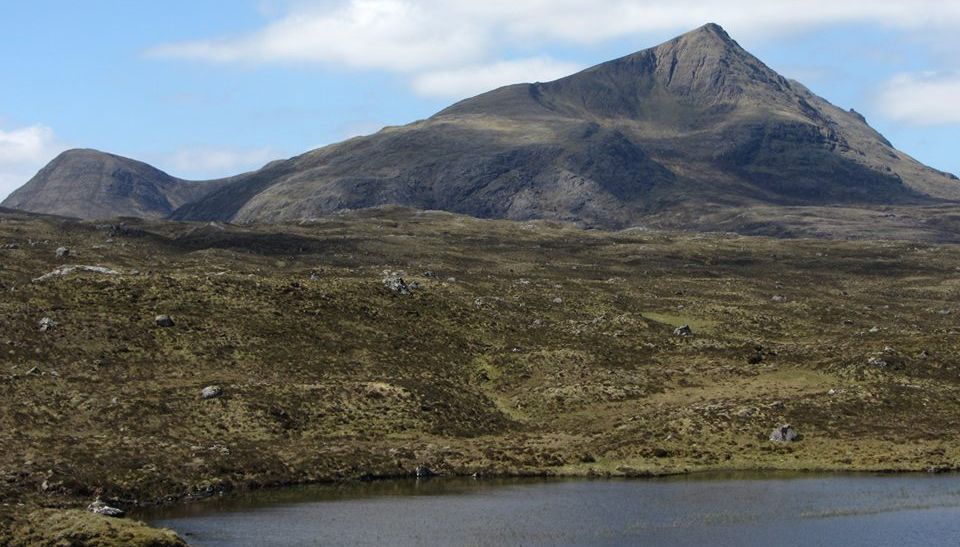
[412,57,584,99]
[153,146,283,179]
[151,1,960,62]
[0,124,67,201]
[148,0,488,72]
[147,0,960,100]
[876,72,960,126]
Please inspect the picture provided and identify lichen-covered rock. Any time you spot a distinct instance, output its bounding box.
[769,424,799,442]
[382,271,411,295]
[87,500,125,518]
[155,315,175,327]
[33,264,120,282]
[201,385,224,399]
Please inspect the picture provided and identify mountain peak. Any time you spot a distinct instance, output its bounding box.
[690,22,733,41]
[660,22,742,57]
[7,23,960,232]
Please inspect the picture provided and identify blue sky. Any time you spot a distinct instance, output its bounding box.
[2,0,959,199]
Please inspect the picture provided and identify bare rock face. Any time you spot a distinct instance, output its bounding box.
[6,24,959,234]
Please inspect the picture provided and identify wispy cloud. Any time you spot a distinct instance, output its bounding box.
[153,146,283,179]
[148,0,488,72]
[875,72,960,126]
[0,123,67,200]
[146,0,960,102]
[412,57,584,99]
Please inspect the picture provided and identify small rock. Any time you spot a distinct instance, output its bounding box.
[201,385,223,399]
[33,265,121,282]
[552,297,563,304]
[415,465,436,478]
[382,271,411,295]
[769,424,799,443]
[868,326,880,333]
[55,247,70,258]
[38,317,57,332]
[674,325,693,337]
[771,295,788,303]
[155,315,175,328]
[87,500,125,518]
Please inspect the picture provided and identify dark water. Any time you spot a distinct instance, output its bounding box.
[147,473,960,546]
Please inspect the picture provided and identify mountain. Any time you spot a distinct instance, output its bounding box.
[1,149,230,219]
[5,24,959,230]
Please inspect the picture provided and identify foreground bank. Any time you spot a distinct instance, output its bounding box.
[2,207,960,545]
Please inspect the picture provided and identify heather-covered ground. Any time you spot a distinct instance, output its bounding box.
[3,207,960,544]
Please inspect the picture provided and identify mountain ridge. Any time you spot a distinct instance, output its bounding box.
[4,23,958,233]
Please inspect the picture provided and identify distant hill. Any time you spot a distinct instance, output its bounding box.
[5,24,959,232]
[1,149,230,219]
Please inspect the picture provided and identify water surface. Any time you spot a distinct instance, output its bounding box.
[148,473,960,546]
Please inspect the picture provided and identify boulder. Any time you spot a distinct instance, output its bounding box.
[55,246,70,258]
[674,325,693,337]
[415,465,436,478]
[33,265,121,282]
[155,315,175,328]
[769,424,799,442]
[87,500,125,518]
[382,271,411,295]
[201,385,223,400]
[38,317,57,332]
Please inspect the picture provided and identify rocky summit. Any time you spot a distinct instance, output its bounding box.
[4,24,958,236]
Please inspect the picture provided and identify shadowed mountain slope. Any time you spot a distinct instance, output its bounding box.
[2,149,231,219]
[6,24,959,230]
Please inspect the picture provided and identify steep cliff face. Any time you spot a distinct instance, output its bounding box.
[7,24,959,229]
